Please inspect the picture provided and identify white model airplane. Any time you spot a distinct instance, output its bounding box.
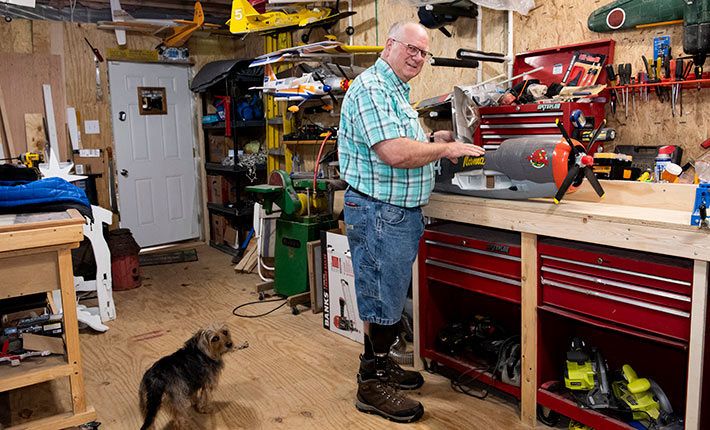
[249,37,383,67]
[252,64,350,103]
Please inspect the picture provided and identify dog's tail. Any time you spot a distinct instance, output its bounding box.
[139,376,164,430]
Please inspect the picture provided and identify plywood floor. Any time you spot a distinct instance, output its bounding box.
[3,244,558,429]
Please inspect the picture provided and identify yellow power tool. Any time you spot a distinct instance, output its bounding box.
[1,152,43,168]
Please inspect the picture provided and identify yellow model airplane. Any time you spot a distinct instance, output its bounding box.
[98,1,223,47]
[228,0,356,41]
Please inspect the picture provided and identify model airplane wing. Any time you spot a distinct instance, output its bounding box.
[588,0,684,32]
[249,41,344,67]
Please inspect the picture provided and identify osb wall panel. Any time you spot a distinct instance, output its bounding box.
[0,53,69,161]
[349,0,507,102]
[1,18,261,210]
[345,0,708,168]
[516,0,709,166]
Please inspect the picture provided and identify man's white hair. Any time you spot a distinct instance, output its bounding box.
[387,21,425,40]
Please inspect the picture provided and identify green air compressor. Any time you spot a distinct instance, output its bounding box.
[246,170,339,296]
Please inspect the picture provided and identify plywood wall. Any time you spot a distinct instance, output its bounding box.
[0,18,261,210]
[345,0,709,168]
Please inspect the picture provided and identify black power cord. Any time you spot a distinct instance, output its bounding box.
[232,295,287,318]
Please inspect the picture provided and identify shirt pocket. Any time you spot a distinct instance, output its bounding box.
[403,108,423,140]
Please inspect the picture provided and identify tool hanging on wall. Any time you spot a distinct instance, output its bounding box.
[84,37,104,102]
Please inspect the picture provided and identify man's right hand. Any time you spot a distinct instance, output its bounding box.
[445,142,485,164]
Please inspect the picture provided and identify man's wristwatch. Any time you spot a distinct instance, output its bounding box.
[428,131,435,143]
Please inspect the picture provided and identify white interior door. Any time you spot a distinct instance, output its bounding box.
[108,61,199,247]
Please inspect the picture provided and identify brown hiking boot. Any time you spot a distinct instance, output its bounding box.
[386,357,424,390]
[359,355,424,390]
[356,375,424,423]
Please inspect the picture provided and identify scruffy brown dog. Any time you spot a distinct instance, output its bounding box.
[138,323,235,430]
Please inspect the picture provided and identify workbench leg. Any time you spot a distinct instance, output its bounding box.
[686,260,708,430]
[520,233,538,427]
[412,256,423,371]
[58,249,88,414]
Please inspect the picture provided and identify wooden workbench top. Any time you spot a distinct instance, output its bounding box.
[423,181,710,261]
[0,209,85,253]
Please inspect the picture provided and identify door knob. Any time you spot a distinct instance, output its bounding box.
[120,169,128,177]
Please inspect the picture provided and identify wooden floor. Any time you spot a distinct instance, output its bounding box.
[3,244,560,429]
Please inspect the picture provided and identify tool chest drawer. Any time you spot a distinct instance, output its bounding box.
[421,223,522,303]
[475,102,605,150]
[538,238,693,341]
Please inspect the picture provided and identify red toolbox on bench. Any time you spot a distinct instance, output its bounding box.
[474,39,615,151]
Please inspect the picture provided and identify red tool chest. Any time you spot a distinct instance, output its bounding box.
[475,40,615,151]
[418,222,522,397]
[538,238,693,342]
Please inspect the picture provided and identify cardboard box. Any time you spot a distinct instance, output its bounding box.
[223,225,238,248]
[207,175,230,204]
[211,214,226,244]
[322,228,364,344]
[208,135,233,163]
[72,149,104,175]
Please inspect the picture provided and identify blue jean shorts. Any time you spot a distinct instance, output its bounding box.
[343,188,425,326]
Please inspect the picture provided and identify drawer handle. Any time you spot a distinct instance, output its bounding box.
[541,254,691,287]
[425,259,522,287]
[541,266,691,303]
[541,278,690,318]
[425,240,521,262]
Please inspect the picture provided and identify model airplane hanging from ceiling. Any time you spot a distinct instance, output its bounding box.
[228,0,356,42]
[98,1,223,47]
[249,37,383,67]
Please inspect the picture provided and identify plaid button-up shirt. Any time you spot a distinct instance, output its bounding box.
[338,58,433,208]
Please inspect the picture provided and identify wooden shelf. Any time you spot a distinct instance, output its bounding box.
[282,140,336,145]
[0,354,72,392]
[202,119,265,130]
[205,162,266,173]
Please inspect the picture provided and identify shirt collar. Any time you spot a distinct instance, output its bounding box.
[375,58,411,97]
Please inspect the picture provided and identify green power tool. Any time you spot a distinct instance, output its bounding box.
[564,337,611,409]
[612,364,683,430]
[246,170,341,296]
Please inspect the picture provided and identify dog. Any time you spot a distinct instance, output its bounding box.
[138,323,235,430]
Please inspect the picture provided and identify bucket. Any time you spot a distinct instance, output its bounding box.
[108,229,142,291]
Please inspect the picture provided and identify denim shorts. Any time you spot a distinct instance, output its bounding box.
[343,188,425,326]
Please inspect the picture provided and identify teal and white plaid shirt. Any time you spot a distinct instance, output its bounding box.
[338,58,433,208]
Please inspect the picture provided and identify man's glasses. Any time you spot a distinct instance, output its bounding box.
[391,39,433,60]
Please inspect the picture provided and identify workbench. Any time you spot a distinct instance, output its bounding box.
[413,180,709,429]
[0,209,96,429]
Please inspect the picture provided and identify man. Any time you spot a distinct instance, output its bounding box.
[338,21,486,423]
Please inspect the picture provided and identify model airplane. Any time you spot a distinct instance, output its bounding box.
[434,87,606,204]
[98,1,222,47]
[249,37,383,67]
[228,0,356,42]
[588,0,709,79]
[253,64,350,102]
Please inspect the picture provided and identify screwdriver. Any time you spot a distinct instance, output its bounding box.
[605,64,617,116]
[675,58,684,117]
